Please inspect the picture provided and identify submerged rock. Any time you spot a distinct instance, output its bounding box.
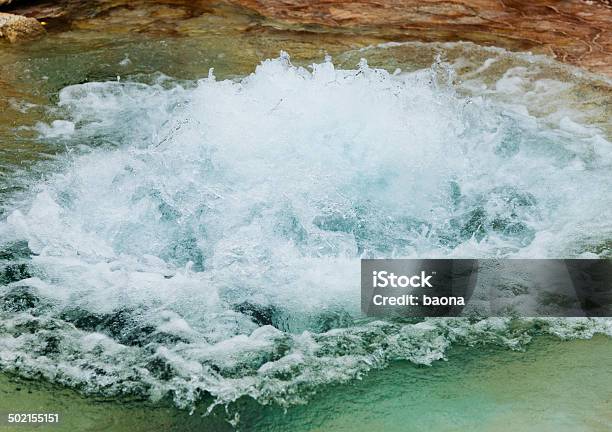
[0,12,45,43]
[0,262,31,285]
[1,285,39,312]
[0,240,34,261]
[59,307,190,347]
[234,302,277,327]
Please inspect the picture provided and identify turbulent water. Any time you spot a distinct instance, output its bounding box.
[0,49,611,411]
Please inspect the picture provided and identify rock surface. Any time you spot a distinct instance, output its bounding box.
[231,0,612,75]
[0,12,45,42]
[1,0,610,74]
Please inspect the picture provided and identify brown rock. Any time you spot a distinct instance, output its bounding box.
[230,0,612,75]
[0,12,45,42]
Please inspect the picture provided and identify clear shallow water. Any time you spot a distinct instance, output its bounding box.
[0,41,611,416]
[1,336,611,431]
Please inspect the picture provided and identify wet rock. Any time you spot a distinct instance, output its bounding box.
[61,308,159,347]
[232,0,612,75]
[0,240,33,261]
[60,308,106,331]
[585,240,612,257]
[1,285,39,312]
[0,12,45,43]
[60,307,189,347]
[145,356,176,380]
[234,302,277,327]
[37,334,61,356]
[311,309,353,333]
[0,263,31,285]
[12,316,64,334]
[145,330,189,346]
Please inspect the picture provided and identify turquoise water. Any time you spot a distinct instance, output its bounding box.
[1,336,610,431]
[249,336,612,432]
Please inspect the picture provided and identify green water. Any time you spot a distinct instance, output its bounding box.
[1,336,610,431]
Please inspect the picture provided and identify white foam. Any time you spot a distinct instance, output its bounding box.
[35,119,75,138]
[1,53,611,409]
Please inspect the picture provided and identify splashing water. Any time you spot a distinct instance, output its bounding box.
[0,53,611,410]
